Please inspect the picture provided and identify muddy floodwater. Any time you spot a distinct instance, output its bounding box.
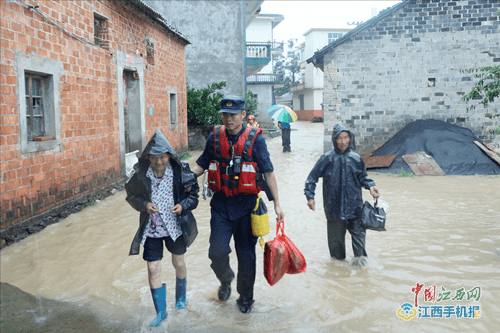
[1,121,500,332]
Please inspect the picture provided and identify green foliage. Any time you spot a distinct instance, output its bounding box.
[274,77,293,98]
[181,153,192,160]
[274,38,301,96]
[397,168,414,177]
[245,91,259,115]
[187,81,226,129]
[460,65,500,134]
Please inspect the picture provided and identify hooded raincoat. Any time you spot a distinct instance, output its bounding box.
[125,130,199,256]
[304,123,375,220]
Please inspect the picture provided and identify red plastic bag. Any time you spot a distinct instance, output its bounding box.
[264,219,306,286]
[283,230,307,274]
[263,220,289,286]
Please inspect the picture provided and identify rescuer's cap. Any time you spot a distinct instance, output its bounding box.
[219,95,245,114]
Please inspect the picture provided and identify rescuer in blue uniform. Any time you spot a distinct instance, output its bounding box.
[192,95,284,313]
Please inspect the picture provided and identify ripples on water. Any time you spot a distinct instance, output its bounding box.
[1,121,499,332]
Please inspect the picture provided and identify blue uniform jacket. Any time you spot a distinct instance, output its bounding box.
[196,126,273,221]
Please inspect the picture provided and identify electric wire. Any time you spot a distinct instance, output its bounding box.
[6,0,142,49]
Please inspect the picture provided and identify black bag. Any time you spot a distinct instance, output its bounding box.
[361,199,386,231]
[179,211,198,247]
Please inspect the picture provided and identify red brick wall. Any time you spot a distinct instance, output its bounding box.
[295,110,323,121]
[142,25,188,150]
[0,0,187,229]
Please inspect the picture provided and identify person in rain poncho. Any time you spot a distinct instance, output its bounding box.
[125,130,199,327]
[304,123,380,262]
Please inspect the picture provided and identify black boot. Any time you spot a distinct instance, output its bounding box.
[215,267,234,301]
[218,281,231,301]
[236,297,255,313]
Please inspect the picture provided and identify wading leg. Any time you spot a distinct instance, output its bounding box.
[209,209,235,300]
[327,218,347,260]
[148,261,167,327]
[233,213,257,313]
[347,218,367,258]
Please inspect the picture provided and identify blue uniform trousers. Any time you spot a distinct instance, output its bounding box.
[209,207,258,301]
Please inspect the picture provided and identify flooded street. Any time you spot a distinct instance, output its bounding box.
[2,121,500,332]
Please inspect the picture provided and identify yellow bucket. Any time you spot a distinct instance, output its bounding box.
[251,193,269,251]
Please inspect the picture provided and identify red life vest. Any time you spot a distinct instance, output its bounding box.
[207,125,263,197]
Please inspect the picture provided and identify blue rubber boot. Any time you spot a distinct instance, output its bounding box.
[175,277,187,310]
[150,283,167,327]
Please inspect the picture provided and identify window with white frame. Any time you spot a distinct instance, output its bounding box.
[328,32,344,44]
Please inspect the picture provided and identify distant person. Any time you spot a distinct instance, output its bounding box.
[278,121,291,152]
[246,114,260,128]
[304,123,379,264]
[192,95,284,313]
[125,130,199,327]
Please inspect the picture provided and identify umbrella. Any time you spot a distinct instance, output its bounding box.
[266,105,297,123]
[266,104,285,116]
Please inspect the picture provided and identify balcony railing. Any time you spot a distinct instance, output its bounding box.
[246,42,269,59]
[245,42,284,76]
[245,42,271,75]
[270,41,284,52]
[247,73,285,84]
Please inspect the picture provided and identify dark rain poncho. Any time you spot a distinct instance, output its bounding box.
[125,130,199,255]
[304,124,375,221]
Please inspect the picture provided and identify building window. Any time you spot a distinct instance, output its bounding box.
[169,92,177,126]
[25,74,46,139]
[299,94,304,111]
[328,32,344,44]
[146,36,155,65]
[94,13,108,48]
[301,49,305,62]
[17,55,62,153]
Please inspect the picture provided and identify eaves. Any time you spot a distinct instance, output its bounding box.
[127,0,191,45]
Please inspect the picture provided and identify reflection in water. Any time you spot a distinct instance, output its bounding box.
[2,121,499,332]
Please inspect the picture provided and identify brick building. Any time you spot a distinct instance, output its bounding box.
[0,0,189,232]
[307,0,500,154]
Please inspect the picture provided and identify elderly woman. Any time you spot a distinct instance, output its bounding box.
[125,130,199,327]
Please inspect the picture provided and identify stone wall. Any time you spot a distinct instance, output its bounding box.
[146,0,246,97]
[322,0,500,154]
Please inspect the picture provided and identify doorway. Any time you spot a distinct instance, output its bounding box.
[123,70,141,153]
